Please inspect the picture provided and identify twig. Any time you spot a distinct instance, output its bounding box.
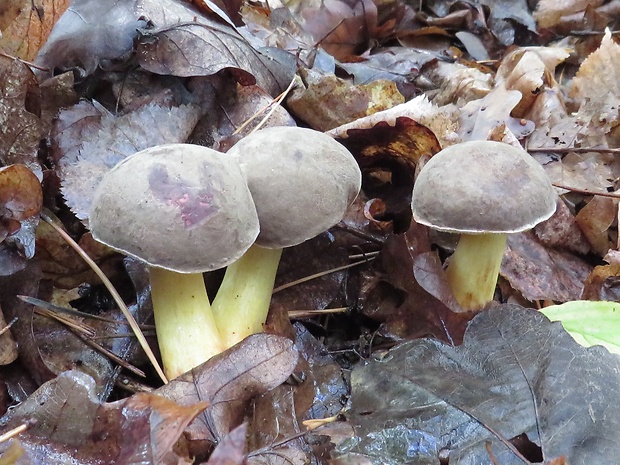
[273,257,375,294]
[233,76,297,136]
[40,208,168,384]
[0,424,28,443]
[528,146,620,154]
[288,307,349,319]
[552,182,620,198]
[18,295,155,330]
[0,317,17,336]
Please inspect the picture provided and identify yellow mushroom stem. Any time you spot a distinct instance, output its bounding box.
[211,245,283,348]
[445,232,507,311]
[149,267,225,379]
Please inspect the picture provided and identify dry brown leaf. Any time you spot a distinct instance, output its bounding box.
[496,47,570,118]
[459,85,534,141]
[502,231,592,302]
[535,0,604,29]
[328,94,460,149]
[137,0,292,96]
[0,59,42,172]
[157,334,298,453]
[570,29,620,127]
[544,151,620,194]
[0,0,69,61]
[0,370,207,464]
[287,69,404,132]
[0,306,17,365]
[534,198,591,255]
[575,196,616,256]
[581,263,620,300]
[421,60,492,107]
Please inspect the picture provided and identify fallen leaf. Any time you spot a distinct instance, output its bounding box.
[501,231,592,302]
[570,29,620,138]
[574,195,616,256]
[459,85,535,141]
[157,334,298,454]
[0,307,17,365]
[581,263,620,301]
[0,165,42,242]
[54,99,201,221]
[541,300,620,354]
[333,305,620,463]
[495,46,570,118]
[287,68,404,132]
[35,0,145,77]
[0,59,42,172]
[0,370,207,464]
[207,423,247,464]
[533,198,591,256]
[535,0,604,29]
[0,0,69,61]
[335,117,441,231]
[137,0,293,96]
[358,223,469,343]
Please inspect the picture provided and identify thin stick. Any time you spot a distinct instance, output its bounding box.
[273,257,374,294]
[0,317,17,336]
[288,307,349,318]
[18,295,155,330]
[528,146,620,154]
[552,182,620,198]
[232,76,297,136]
[0,424,28,443]
[40,209,168,384]
[34,307,96,338]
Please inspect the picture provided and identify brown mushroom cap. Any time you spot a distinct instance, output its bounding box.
[412,140,556,234]
[227,126,362,248]
[90,144,259,273]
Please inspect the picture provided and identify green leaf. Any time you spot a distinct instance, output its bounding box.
[541,300,620,355]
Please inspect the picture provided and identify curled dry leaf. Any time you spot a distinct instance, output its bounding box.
[535,0,604,29]
[575,195,616,257]
[329,94,460,149]
[35,0,146,77]
[582,263,620,301]
[495,46,570,118]
[287,69,404,132]
[0,370,208,464]
[420,60,493,107]
[335,116,440,231]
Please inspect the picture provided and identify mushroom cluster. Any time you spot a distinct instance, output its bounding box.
[411,140,556,311]
[90,129,361,379]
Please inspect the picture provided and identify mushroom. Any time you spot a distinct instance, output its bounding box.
[211,126,362,347]
[411,140,556,311]
[89,144,259,379]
